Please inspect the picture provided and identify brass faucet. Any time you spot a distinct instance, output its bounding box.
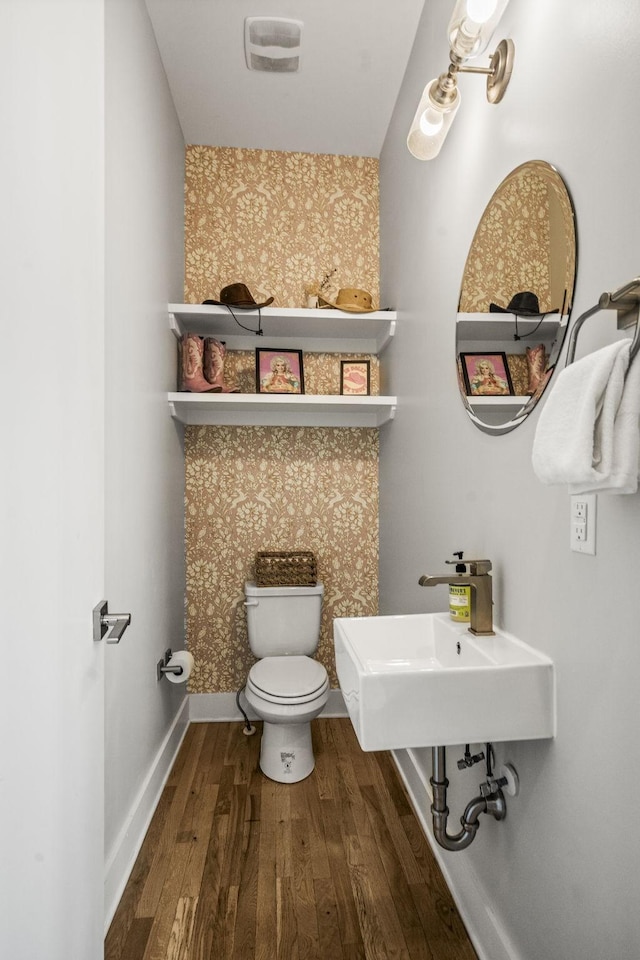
[419,559,495,636]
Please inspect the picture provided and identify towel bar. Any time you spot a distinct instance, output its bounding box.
[566,277,640,365]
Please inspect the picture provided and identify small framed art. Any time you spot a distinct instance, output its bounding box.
[256,349,305,395]
[340,360,371,396]
[460,352,514,397]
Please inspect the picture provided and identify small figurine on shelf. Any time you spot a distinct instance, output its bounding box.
[304,284,319,309]
[317,268,338,309]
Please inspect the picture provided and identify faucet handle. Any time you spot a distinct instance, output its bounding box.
[465,559,492,575]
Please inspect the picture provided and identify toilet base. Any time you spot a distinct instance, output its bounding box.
[259,720,314,783]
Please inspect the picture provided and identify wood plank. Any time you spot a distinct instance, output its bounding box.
[276,877,300,960]
[256,811,277,960]
[225,721,261,786]
[232,784,259,960]
[291,817,321,959]
[300,772,331,881]
[361,783,423,885]
[320,799,362,948]
[136,724,207,918]
[311,720,338,801]
[313,877,345,960]
[141,840,192,960]
[179,784,219,900]
[166,896,197,960]
[188,811,230,960]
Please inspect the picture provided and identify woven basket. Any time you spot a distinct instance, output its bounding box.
[255,550,317,587]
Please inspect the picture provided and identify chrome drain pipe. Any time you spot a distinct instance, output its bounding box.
[430,746,507,852]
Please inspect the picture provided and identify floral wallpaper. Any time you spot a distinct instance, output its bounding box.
[185,427,379,692]
[184,146,380,308]
[183,146,381,693]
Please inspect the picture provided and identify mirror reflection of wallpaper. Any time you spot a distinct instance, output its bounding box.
[459,170,552,313]
[185,145,380,306]
[183,146,381,694]
[185,426,379,693]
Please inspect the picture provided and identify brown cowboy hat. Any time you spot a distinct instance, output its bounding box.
[489,291,559,316]
[320,288,377,313]
[203,282,274,309]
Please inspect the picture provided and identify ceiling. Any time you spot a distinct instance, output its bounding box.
[144,0,426,158]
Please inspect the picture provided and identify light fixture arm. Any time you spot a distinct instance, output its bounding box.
[455,38,514,103]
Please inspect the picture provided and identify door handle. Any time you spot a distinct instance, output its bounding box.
[93,600,132,644]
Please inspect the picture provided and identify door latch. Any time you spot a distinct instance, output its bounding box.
[93,600,131,644]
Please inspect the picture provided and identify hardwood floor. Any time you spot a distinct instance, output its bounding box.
[106,719,478,960]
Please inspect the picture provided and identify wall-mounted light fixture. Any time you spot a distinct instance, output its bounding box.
[407,0,514,160]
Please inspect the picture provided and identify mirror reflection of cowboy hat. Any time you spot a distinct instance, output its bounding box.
[489,291,559,316]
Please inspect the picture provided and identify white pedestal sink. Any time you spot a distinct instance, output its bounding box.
[333,612,555,751]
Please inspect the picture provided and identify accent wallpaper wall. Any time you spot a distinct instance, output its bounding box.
[184,145,379,308]
[183,146,381,693]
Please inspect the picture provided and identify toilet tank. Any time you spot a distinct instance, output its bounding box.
[244,581,324,657]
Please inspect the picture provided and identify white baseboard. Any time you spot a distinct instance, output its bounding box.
[392,748,521,960]
[104,697,190,932]
[189,688,347,722]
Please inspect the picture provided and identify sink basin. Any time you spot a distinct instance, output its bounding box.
[333,612,555,751]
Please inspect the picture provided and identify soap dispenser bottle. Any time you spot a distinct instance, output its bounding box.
[448,551,471,623]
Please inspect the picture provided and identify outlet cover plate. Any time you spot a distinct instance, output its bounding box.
[570,494,596,554]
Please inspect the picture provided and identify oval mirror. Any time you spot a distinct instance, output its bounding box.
[456,160,577,435]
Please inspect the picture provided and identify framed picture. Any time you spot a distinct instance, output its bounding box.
[256,349,304,395]
[340,359,371,396]
[460,352,514,397]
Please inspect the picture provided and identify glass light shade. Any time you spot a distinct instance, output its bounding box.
[407,79,461,161]
[448,0,510,59]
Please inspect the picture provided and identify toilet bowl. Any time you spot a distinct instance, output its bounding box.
[243,581,328,783]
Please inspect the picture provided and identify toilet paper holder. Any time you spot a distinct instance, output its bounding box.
[156,648,183,681]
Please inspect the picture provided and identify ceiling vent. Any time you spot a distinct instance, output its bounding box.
[244,17,303,73]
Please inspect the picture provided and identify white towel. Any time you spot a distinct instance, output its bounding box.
[571,341,640,495]
[532,339,638,492]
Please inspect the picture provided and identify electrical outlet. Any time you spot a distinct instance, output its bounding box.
[570,494,596,554]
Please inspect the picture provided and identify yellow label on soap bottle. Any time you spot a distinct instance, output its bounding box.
[449,583,471,622]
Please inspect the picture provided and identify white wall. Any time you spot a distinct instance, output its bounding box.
[380,1,640,958]
[104,0,187,922]
[1,2,106,957]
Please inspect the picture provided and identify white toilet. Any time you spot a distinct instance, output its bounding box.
[243,580,329,783]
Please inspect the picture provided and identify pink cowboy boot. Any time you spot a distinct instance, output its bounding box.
[179,333,219,392]
[203,338,239,393]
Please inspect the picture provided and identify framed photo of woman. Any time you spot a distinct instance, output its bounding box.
[256,349,305,395]
[460,352,514,397]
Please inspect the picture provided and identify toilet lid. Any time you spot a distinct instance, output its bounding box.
[248,656,328,702]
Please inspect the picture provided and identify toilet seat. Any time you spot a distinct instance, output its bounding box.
[248,656,328,704]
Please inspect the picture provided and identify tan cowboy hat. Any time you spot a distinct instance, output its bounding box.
[320,288,377,313]
[203,282,274,309]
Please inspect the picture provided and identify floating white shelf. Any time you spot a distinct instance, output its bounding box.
[467,395,533,413]
[168,392,398,428]
[456,312,567,351]
[168,303,397,354]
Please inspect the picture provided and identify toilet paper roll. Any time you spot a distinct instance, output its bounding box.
[164,650,194,684]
